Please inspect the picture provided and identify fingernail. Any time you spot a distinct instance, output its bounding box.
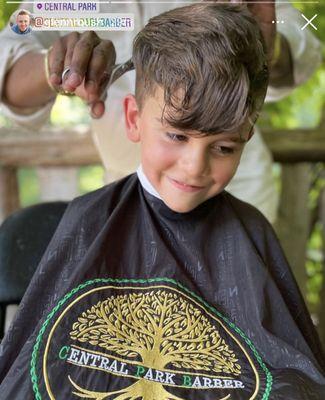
[91,102,104,118]
[67,72,81,86]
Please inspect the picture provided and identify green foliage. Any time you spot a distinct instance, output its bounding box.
[292,1,325,43]
[306,222,324,311]
[18,168,40,207]
[261,68,325,130]
[51,96,90,127]
[79,166,105,194]
[16,165,104,207]
[306,165,325,314]
[0,112,13,128]
[0,0,19,29]
[260,2,325,130]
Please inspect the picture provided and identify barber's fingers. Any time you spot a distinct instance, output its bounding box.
[47,33,79,90]
[46,31,115,118]
[61,32,83,87]
[84,39,116,102]
[61,31,101,91]
[90,100,106,119]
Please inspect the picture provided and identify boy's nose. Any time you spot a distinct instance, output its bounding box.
[180,149,210,178]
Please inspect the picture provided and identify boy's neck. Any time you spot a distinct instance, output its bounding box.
[136,165,161,200]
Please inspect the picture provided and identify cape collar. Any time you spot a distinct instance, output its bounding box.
[136,165,217,221]
[136,165,162,200]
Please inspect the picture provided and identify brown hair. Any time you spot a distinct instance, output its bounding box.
[132,3,268,135]
[17,10,30,17]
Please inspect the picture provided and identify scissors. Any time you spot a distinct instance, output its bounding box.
[100,58,134,100]
[61,58,134,99]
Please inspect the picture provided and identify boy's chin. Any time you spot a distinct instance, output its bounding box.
[162,198,201,214]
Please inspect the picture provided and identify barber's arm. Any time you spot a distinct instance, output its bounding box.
[0,2,58,128]
[2,31,116,119]
[3,51,55,108]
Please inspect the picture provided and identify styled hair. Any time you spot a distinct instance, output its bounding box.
[17,10,30,17]
[132,3,268,135]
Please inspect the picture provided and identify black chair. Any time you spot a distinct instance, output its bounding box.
[0,201,68,338]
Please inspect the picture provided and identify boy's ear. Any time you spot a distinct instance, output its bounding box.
[124,94,141,143]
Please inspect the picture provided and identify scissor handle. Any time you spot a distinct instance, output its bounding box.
[103,59,134,95]
[99,59,134,102]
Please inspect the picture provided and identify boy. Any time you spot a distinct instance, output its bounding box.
[11,10,32,35]
[0,3,324,399]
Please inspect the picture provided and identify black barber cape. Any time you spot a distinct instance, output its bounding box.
[0,174,324,400]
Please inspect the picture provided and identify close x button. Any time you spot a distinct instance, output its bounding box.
[301,14,318,31]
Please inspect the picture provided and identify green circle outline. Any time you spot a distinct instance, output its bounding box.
[30,277,272,399]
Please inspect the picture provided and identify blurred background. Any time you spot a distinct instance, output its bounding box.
[0,1,325,346]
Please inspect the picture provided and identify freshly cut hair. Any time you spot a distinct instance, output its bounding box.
[133,3,268,135]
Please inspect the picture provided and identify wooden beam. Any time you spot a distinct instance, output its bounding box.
[262,126,325,163]
[0,126,100,167]
[1,124,325,166]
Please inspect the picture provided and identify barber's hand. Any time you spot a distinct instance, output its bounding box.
[245,0,276,64]
[47,31,116,118]
[228,0,276,64]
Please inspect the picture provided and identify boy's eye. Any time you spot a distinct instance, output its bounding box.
[211,145,234,155]
[166,132,188,142]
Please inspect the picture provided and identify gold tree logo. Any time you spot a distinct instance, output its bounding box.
[69,289,241,399]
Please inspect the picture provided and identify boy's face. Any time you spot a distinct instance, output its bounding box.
[125,87,252,213]
[17,14,30,32]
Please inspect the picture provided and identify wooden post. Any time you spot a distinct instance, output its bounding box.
[37,167,79,201]
[318,188,325,347]
[274,163,311,301]
[0,166,20,223]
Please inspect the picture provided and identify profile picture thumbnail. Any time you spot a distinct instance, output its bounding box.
[10,9,33,35]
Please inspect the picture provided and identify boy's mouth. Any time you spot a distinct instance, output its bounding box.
[168,177,205,193]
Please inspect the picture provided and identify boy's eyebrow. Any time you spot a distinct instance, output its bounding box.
[213,135,247,144]
[156,118,247,143]
[228,136,249,143]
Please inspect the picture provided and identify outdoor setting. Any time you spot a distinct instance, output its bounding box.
[0,0,325,398]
